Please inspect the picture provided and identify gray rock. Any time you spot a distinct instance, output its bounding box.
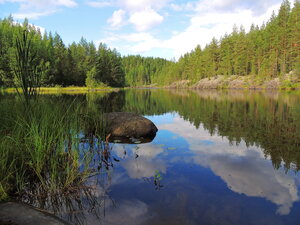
[0,202,71,225]
[104,112,158,143]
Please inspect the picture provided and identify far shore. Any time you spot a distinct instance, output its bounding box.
[127,74,300,91]
[163,74,300,90]
[1,74,300,94]
[1,86,118,94]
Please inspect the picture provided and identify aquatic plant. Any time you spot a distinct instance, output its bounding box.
[0,98,99,202]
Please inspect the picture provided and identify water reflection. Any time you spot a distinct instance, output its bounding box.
[58,90,300,224]
[1,90,300,225]
[158,114,299,215]
[102,200,150,225]
[117,144,166,179]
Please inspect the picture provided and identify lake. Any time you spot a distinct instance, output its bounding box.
[1,89,300,225]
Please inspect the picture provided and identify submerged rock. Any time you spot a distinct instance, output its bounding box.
[0,202,71,225]
[104,112,158,143]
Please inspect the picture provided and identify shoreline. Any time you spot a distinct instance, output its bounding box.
[1,74,299,93]
[1,86,118,94]
[162,74,300,90]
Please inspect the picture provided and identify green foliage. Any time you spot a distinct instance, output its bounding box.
[122,55,171,86]
[95,44,125,87]
[0,98,97,201]
[85,67,98,88]
[12,29,46,99]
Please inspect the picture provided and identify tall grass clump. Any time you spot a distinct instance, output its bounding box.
[12,28,46,101]
[0,98,95,202]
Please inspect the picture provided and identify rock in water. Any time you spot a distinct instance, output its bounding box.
[104,112,158,143]
[0,202,71,225]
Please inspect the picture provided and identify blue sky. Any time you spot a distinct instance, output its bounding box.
[0,0,287,59]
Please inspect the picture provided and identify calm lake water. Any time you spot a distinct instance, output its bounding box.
[2,89,300,225]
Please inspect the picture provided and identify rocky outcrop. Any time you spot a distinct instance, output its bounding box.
[191,73,300,90]
[104,112,158,143]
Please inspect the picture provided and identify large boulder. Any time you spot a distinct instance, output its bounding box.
[104,112,158,143]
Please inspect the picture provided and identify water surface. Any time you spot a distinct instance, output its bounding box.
[2,89,300,225]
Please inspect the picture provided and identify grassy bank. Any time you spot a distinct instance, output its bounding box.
[2,86,117,95]
[0,97,106,202]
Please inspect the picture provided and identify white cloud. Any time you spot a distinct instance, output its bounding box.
[55,0,77,7]
[87,0,115,8]
[195,153,298,215]
[119,0,170,11]
[107,9,126,28]
[114,143,166,179]
[170,2,196,11]
[17,0,77,10]
[2,0,77,19]
[194,0,281,13]
[87,0,171,10]
[100,32,161,54]
[92,0,167,31]
[129,8,164,32]
[13,10,57,19]
[103,200,150,225]
[158,114,300,215]
[122,157,166,179]
[80,195,151,225]
[135,143,164,159]
[123,33,159,52]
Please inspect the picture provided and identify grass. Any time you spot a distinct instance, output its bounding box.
[0,97,105,202]
[2,86,117,95]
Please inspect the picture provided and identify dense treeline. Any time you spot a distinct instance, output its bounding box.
[0,17,124,87]
[156,0,300,84]
[0,0,299,87]
[122,55,172,86]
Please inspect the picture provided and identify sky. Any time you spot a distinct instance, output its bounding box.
[0,0,290,59]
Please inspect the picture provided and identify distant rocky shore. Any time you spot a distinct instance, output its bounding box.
[165,72,300,90]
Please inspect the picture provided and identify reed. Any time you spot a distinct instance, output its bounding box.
[0,97,99,201]
[12,29,46,101]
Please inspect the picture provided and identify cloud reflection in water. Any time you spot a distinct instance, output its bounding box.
[158,114,299,215]
[114,143,166,179]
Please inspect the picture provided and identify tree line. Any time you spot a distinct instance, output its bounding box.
[0,17,125,87]
[0,0,299,88]
[155,0,300,84]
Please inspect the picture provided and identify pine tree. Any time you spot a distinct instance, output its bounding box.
[288,0,300,74]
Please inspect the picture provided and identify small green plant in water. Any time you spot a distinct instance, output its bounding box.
[154,170,163,190]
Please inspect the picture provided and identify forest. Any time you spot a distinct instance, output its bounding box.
[0,0,299,88]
